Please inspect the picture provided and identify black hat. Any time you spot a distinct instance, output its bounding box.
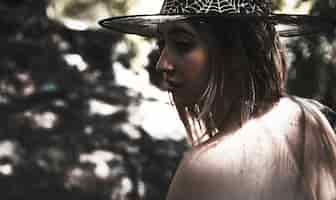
[99,0,336,37]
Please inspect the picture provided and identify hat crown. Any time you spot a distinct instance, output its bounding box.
[160,0,271,15]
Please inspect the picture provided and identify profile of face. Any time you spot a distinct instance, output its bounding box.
[156,21,210,106]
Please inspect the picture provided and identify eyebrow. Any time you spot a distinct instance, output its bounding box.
[167,26,194,37]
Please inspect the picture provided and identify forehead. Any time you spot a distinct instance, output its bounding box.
[158,20,198,37]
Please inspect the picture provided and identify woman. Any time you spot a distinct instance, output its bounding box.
[100,0,336,199]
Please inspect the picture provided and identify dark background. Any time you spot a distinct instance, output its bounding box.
[0,0,335,199]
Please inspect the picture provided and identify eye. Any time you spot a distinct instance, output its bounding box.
[172,39,195,53]
[156,39,165,52]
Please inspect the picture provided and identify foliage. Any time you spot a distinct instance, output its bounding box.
[0,1,187,200]
[286,0,336,110]
[272,0,286,11]
[48,0,134,22]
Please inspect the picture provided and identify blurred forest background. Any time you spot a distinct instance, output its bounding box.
[0,0,335,199]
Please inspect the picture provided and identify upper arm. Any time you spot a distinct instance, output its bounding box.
[298,99,336,200]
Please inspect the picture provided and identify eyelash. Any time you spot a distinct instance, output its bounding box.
[172,40,194,52]
[156,39,165,52]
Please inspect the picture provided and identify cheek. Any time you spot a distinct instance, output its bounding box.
[181,48,209,82]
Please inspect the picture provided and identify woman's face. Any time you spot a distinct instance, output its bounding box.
[156,21,210,106]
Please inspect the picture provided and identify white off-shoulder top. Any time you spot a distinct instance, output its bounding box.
[166,97,336,200]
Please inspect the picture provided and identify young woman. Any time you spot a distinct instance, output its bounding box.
[100,0,336,199]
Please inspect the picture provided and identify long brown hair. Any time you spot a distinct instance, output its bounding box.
[174,19,287,146]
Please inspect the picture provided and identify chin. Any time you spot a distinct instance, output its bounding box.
[172,93,199,107]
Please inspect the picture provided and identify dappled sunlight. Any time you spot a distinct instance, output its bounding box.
[63,54,89,71]
[1,1,185,199]
[116,124,142,140]
[32,111,59,129]
[80,150,121,179]
[131,99,185,140]
[89,99,123,116]
[1,0,335,199]
[0,164,12,176]
[0,140,21,176]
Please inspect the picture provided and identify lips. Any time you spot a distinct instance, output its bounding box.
[160,79,183,91]
[166,79,183,88]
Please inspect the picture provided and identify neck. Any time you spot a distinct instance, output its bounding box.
[214,97,280,136]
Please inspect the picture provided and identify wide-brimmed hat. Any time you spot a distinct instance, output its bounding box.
[99,0,335,37]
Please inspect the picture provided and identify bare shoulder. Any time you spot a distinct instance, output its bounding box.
[291,97,336,198]
[166,97,306,200]
[285,96,336,153]
[293,97,335,134]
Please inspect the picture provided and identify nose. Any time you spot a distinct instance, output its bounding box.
[156,47,175,73]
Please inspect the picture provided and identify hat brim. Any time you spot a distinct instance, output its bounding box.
[99,14,335,37]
